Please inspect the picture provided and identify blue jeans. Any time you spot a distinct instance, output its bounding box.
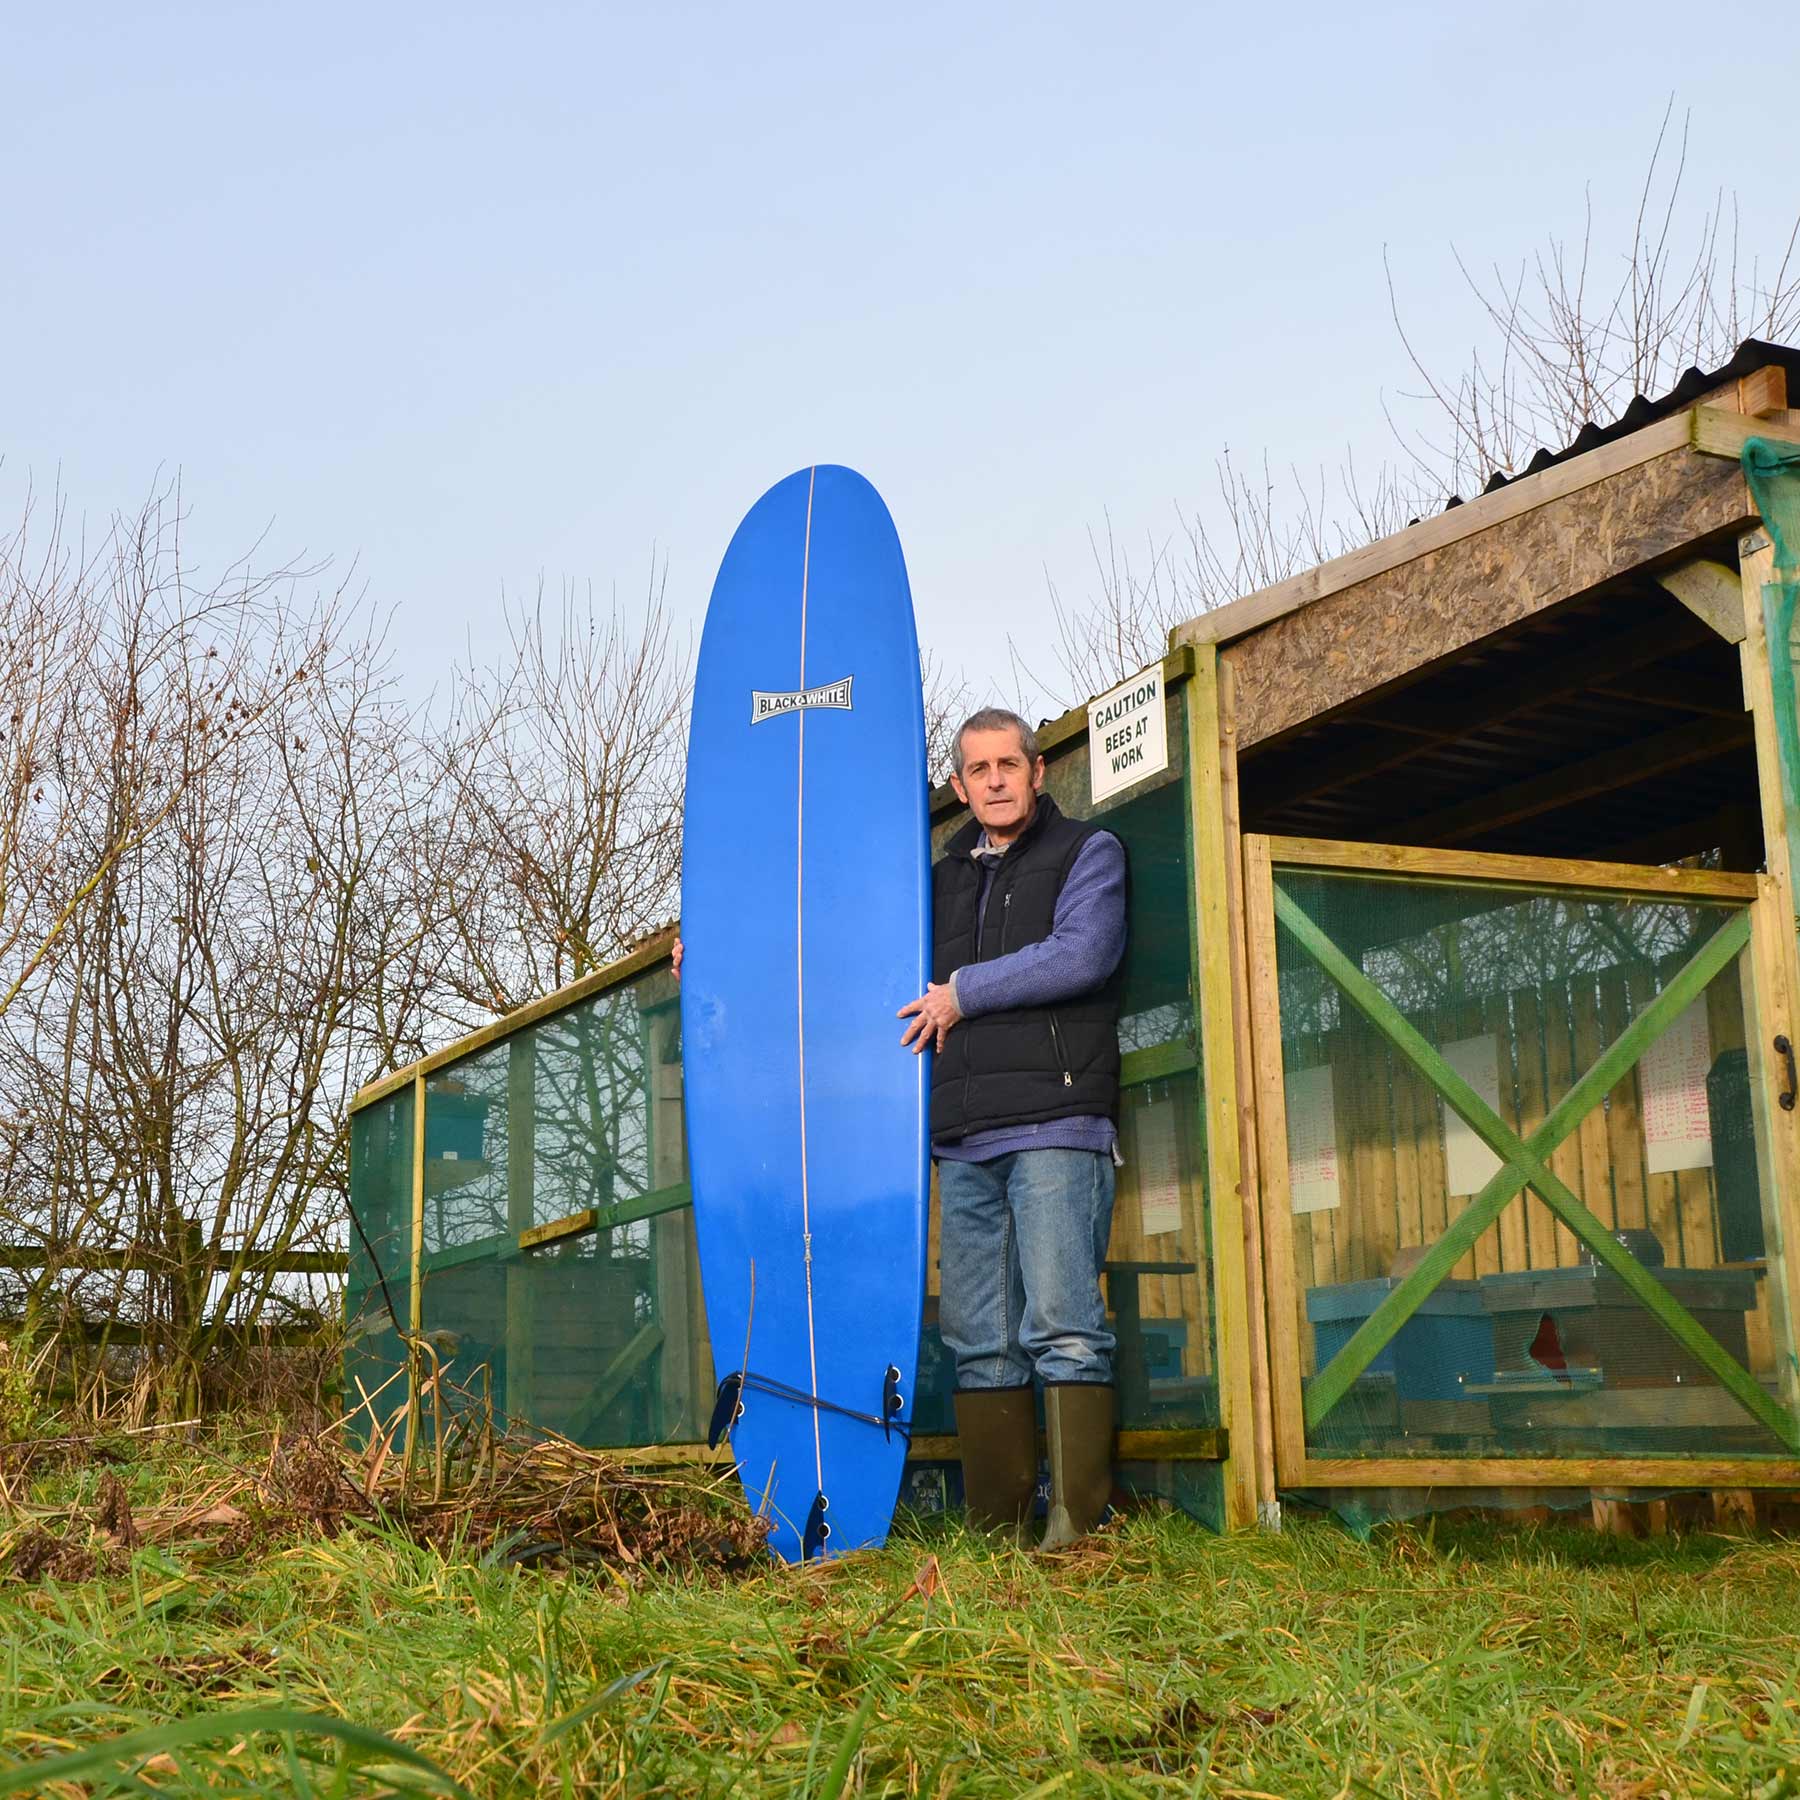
[937,1149,1116,1388]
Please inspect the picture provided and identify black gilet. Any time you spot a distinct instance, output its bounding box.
[930,794,1122,1142]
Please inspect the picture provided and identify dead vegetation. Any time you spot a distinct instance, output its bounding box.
[1,1410,768,1590]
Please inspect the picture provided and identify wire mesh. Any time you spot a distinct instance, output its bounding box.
[1272,866,1799,1463]
[344,1084,413,1446]
[350,685,1232,1524]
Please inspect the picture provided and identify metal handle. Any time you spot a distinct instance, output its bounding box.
[1777,1035,1797,1112]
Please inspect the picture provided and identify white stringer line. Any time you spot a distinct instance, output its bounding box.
[794,466,826,1502]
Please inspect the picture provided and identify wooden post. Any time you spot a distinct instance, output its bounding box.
[1242,834,1312,1484]
[1711,1487,1757,1531]
[505,1035,537,1426]
[1737,515,1800,1440]
[407,1070,425,1449]
[1218,654,1280,1525]
[1185,647,1258,1529]
[648,1006,696,1439]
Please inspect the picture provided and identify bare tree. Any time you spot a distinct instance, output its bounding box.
[0,490,447,1416]
[921,649,975,787]
[1040,107,1800,709]
[0,493,174,1027]
[1389,102,1800,504]
[1021,453,1416,711]
[424,571,690,1016]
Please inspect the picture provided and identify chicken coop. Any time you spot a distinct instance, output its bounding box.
[349,339,1800,1532]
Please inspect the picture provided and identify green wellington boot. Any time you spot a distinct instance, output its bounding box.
[1039,1383,1116,1551]
[954,1386,1039,1545]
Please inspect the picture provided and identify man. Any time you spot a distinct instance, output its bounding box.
[899,706,1126,1549]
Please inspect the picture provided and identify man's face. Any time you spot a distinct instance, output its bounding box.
[950,726,1044,843]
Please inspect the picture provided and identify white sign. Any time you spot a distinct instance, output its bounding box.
[1087,664,1168,804]
[1442,1035,1503,1197]
[749,676,853,724]
[1640,999,1715,1174]
[1285,1064,1341,1214]
[1133,1096,1184,1238]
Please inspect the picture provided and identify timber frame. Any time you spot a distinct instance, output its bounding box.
[1186,348,1800,1516]
[349,343,1800,1529]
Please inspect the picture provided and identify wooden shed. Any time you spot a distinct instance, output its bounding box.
[347,339,1800,1533]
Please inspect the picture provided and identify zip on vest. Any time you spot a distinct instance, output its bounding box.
[1048,1013,1072,1087]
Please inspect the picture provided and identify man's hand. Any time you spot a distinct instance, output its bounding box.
[671,937,683,982]
[898,982,961,1054]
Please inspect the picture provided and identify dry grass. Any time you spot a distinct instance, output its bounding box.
[3,1420,1800,1796]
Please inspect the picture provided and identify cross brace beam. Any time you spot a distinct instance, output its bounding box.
[1274,889,1797,1451]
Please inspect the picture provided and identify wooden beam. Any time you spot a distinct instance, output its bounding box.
[1265,833,1760,901]
[1734,365,1790,419]
[1590,665,1745,717]
[1745,880,1800,1427]
[408,1073,425,1337]
[351,927,678,1114]
[1,1319,332,1347]
[1692,406,1800,461]
[1737,500,1800,1429]
[0,1248,347,1274]
[611,1428,1229,1469]
[1224,446,1755,750]
[1219,657,1281,1526]
[1290,1454,1800,1489]
[1402,714,1752,847]
[1119,1040,1197,1086]
[1588,803,1762,872]
[1179,413,1698,650]
[571,1321,666,1436]
[1169,399,1797,666]
[1185,648,1257,1530]
[904,1428,1227,1464]
[1278,893,1797,1449]
[1240,835,1313,1486]
[1656,558,1748,644]
[513,1182,694,1252]
[1244,611,1712,814]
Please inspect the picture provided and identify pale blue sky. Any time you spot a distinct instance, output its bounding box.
[5,4,1796,706]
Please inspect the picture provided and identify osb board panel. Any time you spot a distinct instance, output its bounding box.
[1228,447,1751,751]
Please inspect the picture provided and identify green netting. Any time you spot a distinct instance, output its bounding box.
[1272,867,1800,1464]
[345,1085,413,1446]
[1744,437,1800,578]
[1744,439,1800,935]
[354,679,1231,1519]
[1059,713,1218,1439]
[415,964,709,1446]
[922,722,1221,1442]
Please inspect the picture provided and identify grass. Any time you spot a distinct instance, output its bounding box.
[3,1429,1800,1797]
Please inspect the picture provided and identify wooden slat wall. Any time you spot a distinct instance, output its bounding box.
[1275,955,1766,1368]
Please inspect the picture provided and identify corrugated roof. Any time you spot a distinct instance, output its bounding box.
[1462,335,1800,503]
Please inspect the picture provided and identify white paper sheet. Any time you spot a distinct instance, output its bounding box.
[1133,1098,1184,1237]
[1285,1063,1341,1214]
[1640,998,1715,1174]
[1442,1034,1503,1197]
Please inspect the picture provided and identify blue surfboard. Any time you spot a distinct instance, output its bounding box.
[680,465,930,1563]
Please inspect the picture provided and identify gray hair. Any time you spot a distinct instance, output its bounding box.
[952,707,1040,776]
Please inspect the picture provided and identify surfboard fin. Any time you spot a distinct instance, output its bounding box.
[707,1372,745,1449]
[882,1365,905,1442]
[803,1490,831,1560]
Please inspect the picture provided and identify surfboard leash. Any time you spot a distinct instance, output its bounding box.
[706,1365,911,1449]
[711,1361,911,1563]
